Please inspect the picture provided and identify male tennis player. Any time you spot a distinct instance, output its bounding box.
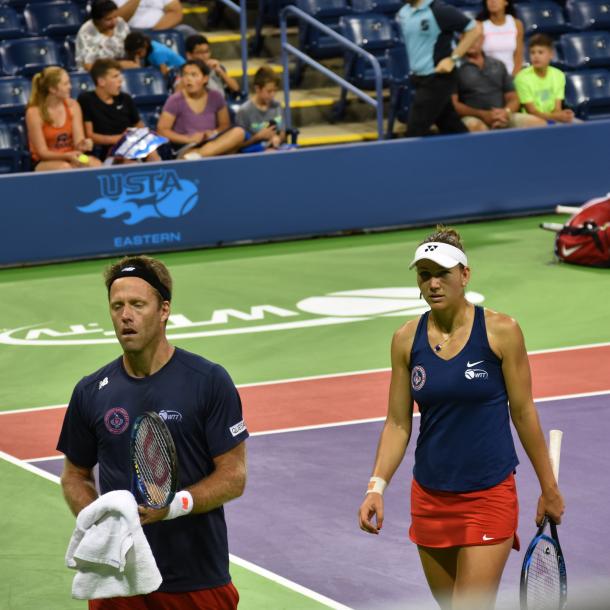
[57,255,248,609]
[358,226,565,610]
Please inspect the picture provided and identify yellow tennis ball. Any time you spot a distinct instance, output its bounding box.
[78,154,90,164]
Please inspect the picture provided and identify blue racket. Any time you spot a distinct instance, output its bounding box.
[130,411,178,509]
[520,430,567,610]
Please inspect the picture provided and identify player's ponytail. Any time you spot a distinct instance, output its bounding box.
[28,66,65,124]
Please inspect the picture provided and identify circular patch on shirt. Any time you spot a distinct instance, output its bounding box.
[104,408,130,435]
[411,365,426,391]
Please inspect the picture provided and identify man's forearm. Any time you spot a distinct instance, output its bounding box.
[154,10,182,29]
[61,473,98,516]
[187,463,246,514]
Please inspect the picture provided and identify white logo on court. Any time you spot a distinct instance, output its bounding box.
[483,534,494,541]
[0,287,486,347]
[98,377,108,390]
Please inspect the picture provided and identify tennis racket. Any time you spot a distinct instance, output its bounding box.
[520,429,567,610]
[130,411,179,509]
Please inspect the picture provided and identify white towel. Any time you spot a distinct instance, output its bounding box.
[65,490,162,600]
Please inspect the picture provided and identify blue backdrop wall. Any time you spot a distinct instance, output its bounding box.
[1,121,608,267]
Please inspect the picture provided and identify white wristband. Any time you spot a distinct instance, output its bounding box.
[163,490,194,520]
[366,476,387,496]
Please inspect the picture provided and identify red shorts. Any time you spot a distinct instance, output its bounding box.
[409,473,520,550]
[88,582,239,610]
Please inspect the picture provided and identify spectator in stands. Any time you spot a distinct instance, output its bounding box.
[236,66,286,152]
[185,34,240,99]
[26,67,102,171]
[122,31,185,75]
[398,0,482,137]
[77,59,161,161]
[514,34,575,124]
[75,0,130,71]
[113,0,197,37]
[477,0,524,77]
[157,59,245,159]
[452,34,545,131]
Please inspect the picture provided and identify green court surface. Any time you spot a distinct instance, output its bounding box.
[0,214,608,411]
[0,214,609,609]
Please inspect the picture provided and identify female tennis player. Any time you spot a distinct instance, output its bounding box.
[358,226,565,610]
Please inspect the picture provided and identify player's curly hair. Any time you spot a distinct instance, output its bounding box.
[104,255,173,303]
[420,225,465,252]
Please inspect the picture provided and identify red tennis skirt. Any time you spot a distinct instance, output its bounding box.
[409,473,520,551]
[88,582,239,610]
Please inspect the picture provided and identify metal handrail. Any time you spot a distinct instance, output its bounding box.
[279,5,385,139]
[215,0,249,98]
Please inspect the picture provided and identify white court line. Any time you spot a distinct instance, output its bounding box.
[2,339,610,417]
[0,450,354,610]
[17,389,610,462]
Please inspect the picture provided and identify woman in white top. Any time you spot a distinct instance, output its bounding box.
[478,0,524,77]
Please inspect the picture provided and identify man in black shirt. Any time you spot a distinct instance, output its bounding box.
[78,59,161,160]
[452,35,546,131]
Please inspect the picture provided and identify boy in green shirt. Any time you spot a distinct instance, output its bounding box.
[515,34,574,123]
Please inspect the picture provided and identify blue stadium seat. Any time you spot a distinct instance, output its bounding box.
[0,5,25,39]
[350,0,403,15]
[566,0,610,31]
[0,37,62,77]
[69,70,93,95]
[0,76,31,119]
[147,29,186,58]
[565,69,610,119]
[24,1,82,37]
[559,31,610,69]
[515,2,571,35]
[0,120,22,173]
[121,68,168,110]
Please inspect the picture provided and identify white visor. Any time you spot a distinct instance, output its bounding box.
[409,242,468,269]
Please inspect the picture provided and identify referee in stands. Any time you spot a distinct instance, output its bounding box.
[398,0,482,137]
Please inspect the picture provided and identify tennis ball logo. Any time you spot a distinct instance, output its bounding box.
[296,288,484,318]
[465,369,475,380]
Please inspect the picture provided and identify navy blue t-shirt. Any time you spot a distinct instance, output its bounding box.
[57,347,249,592]
[409,306,519,492]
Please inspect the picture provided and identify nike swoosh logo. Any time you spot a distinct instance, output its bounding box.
[482,534,494,541]
[561,245,582,257]
[467,360,484,367]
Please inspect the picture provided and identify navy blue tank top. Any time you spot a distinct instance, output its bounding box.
[410,306,519,492]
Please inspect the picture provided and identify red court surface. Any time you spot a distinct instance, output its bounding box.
[1,344,609,460]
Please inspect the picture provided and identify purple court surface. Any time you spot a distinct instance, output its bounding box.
[34,394,609,609]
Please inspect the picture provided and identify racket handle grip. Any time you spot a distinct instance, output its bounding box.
[549,429,563,483]
[540,222,563,232]
[555,205,580,215]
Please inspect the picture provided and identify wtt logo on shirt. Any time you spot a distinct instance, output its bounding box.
[77,170,199,226]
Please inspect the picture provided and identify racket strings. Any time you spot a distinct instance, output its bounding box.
[526,540,561,610]
[133,418,173,505]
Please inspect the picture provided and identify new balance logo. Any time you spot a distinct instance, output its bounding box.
[98,377,108,390]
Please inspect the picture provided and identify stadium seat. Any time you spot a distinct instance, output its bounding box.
[69,70,93,95]
[0,5,25,39]
[350,0,403,15]
[559,31,610,69]
[0,76,31,120]
[121,68,168,110]
[334,14,402,119]
[566,0,610,31]
[291,0,352,84]
[24,1,82,37]
[147,29,186,58]
[0,37,62,77]
[565,69,610,119]
[0,120,22,173]
[252,0,295,55]
[515,2,571,35]
[62,36,76,71]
